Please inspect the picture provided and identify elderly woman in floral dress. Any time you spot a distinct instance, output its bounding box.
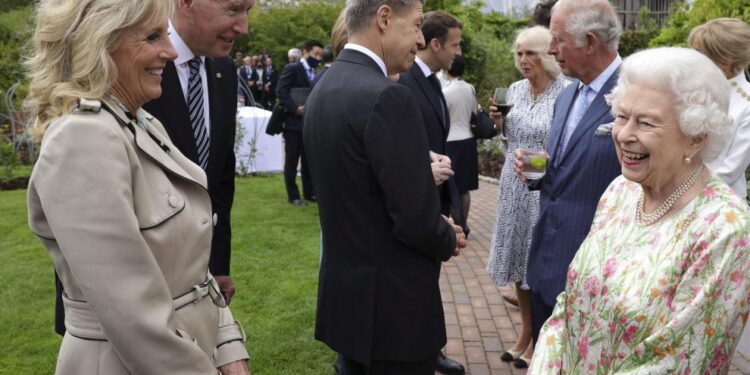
[529,47,750,374]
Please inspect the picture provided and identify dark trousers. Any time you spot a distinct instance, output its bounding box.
[282,130,314,201]
[336,353,437,375]
[530,289,555,344]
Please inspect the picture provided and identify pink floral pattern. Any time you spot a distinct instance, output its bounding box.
[529,175,750,374]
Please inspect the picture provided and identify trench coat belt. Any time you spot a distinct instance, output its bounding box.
[62,278,226,341]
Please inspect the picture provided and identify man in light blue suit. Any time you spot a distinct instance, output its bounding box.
[516,0,624,343]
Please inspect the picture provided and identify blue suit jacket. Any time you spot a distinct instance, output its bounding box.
[526,70,621,305]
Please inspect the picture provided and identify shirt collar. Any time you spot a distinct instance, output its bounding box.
[414,56,433,78]
[169,22,204,66]
[579,54,622,94]
[343,43,387,77]
[300,56,311,71]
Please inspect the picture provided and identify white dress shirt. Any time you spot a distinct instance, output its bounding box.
[707,72,750,198]
[168,23,211,133]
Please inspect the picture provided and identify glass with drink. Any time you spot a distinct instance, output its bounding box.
[492,87,513,116]
[517,148,548,180]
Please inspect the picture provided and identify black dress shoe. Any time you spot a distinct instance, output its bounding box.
[289,199,308,206]
[436,352,465,375]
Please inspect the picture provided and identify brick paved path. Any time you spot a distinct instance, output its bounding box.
[437,180,750,375]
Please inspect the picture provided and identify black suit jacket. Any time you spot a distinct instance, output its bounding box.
[143,57,237,276]
[399,63,459,215]
[304,49,456,364]
[275,62,310,132]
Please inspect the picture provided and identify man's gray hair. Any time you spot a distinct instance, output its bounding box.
[345,0,425,35]
[552,0,622,52]
[288,48,303,59]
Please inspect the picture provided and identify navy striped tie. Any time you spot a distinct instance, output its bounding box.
[188,57,210,170]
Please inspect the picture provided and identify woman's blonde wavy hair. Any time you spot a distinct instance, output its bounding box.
[24,0,173,140]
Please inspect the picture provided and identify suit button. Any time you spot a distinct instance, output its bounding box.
[550,196,557,202]
[213,213,218,226]
[168,194,180,208]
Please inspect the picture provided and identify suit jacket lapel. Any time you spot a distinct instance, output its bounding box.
[557,71,618,165]
[204,57,223,173]
[411,64,448,135]
[549,83,578,164]
[158,62,199,163]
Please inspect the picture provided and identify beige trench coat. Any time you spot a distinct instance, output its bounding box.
[27,98,248,374]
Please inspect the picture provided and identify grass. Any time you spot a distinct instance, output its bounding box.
[0,174,335,374]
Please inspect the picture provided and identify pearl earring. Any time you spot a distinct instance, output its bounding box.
[684,155,692,164]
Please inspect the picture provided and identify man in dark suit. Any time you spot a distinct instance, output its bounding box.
[514,0,623,345]
[261,56,278,108]
[310,45,334,87]
[304,0,467,372]
[276,39,324,206]
[143,0,255,311]
[397,11,465,375]
[53,0,256,342]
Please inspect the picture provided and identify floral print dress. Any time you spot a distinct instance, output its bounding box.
[529,175,750,374]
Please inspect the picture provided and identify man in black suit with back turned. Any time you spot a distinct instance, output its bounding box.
[276,39,323,206]
[53,0,255,341]
[397,11,466,375]
[303,0,467,372]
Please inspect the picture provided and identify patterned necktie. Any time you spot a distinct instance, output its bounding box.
[188,57,210,170]
[427,74,449,129]
[560,84,591,153]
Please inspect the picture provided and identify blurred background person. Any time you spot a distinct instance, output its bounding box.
[532,0,557,27]
[311,45,334,86]
[530,47,750,374]
[440,55,480,238]
[262,56,278,108]
[688,18,750,198]
[485,25,569,369]
[25,0,251,373]
[288,47,302,63]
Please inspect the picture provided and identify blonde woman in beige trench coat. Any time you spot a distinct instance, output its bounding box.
[24,1,250,374]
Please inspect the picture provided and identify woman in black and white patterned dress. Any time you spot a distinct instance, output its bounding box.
[486,26,569,368]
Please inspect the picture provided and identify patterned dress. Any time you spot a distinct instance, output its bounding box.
[487,76,569,288]
[529,175,750,374]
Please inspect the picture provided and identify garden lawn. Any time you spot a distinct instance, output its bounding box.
[0,174,335,374]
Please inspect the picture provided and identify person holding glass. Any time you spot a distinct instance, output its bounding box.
[485,25,569,368]
[688,17,750,199]
[529,47,750,374]
[25,0,251,373]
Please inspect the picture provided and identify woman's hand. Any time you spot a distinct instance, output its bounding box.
[218,359,251,375]
[513,149,527,183]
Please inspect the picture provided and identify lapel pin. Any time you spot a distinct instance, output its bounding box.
[216,73,223,78]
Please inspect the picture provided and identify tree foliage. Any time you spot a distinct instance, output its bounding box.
[649,0,750,47]
[0,6,32,115]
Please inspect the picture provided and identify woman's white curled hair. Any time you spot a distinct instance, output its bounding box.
[610,47,733,162]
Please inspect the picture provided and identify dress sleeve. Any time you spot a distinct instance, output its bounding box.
[614,205,750,373]
[528,291,570,374]
[708,106,750,193]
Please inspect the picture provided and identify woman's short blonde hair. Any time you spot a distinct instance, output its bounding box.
[25,0,173,140]
[610,47,733,162]
[512,26,560,79]
[688,18,750,76]
[331,9,348,57]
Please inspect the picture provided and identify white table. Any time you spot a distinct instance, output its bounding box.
[236,106,284,174]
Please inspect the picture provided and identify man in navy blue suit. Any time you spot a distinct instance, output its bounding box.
[276,39,323,206]
[513,0,623,344]
[398,11,466,375]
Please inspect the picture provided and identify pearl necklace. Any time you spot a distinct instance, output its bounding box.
[636,164,704,226]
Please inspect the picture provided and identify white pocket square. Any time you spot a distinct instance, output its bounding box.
[594,122,613,136]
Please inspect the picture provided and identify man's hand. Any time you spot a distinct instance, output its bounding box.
[513,148,527,183]
[431,161,454,186]
[214,275,236,305]
[429,151,452,166]
[218,359,251,375]
[295,106,304,116]
[443,216,467,256]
